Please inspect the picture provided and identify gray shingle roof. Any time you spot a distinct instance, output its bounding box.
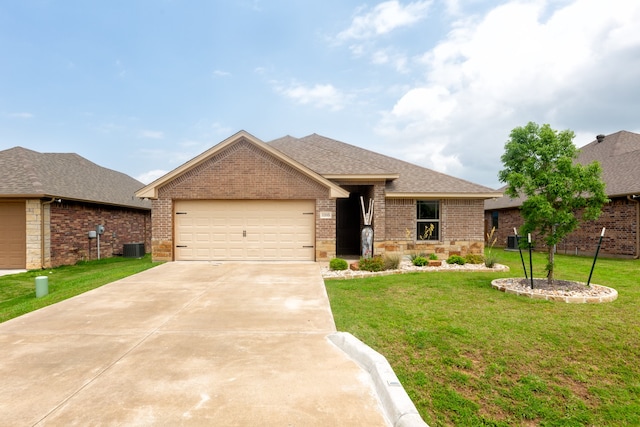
[485,130,640,210]
[268,134,498,196]
[0,147,150,210]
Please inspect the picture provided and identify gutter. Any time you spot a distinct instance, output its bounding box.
[628,195,640,259]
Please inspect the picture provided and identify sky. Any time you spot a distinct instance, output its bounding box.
[1,0,639,189]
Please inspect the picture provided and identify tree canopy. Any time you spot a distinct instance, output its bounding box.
[498,122,608,283]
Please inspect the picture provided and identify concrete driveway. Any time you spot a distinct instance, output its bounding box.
[0,262,389,426]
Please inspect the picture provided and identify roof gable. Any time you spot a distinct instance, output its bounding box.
[0,147,150,209]
[136,131,349,199]
[269,134,500,198]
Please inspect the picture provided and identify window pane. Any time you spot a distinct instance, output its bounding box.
[491,211,499,229]
[417,221,439,240]
[417,201,439,219]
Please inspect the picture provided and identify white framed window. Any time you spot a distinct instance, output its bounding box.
[417,200,439,240]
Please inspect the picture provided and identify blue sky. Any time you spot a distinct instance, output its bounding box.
[1,0,639,188]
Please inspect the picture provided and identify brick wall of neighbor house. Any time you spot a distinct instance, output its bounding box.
[484,208,524,247]
[486,197,639,258]
[49,201,151,267]
[152,139,334,261]
[380,198,485,258]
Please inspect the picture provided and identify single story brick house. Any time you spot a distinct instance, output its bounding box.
[137,131,501,262]
[485,131,640,258]
[0,147,151,269]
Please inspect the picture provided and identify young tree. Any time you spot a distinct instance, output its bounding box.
[498,122,608,284]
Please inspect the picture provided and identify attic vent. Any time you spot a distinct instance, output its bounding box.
[596,134,605,143]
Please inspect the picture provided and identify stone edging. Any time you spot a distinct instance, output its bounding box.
[327,332,429,427]
[491,278,618,303]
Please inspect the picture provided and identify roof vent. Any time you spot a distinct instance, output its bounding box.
[596,134,605,143]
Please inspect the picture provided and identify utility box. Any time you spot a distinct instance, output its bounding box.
[35,276,49,298]
[507,235,525,250]
[123,243,145,258]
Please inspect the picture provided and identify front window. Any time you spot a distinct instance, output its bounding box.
[491,211,499,229]
[417,200,439,240]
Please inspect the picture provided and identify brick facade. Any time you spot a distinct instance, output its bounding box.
[49,201,151,267]
[379,198,485,259]
[485,196,640,258]
[147,137,490,263]
[151,138,334,261]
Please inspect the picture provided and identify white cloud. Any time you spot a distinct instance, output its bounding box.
[371,49,409,72]
[139,130,164,139]
[337,0,432,41]
[277,83,347,111]
[212,69,231,77]
[136,169,167,184]
[8,112,34,119]
[376,0,640,187]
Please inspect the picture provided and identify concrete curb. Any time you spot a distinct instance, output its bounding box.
[327,332,429,427]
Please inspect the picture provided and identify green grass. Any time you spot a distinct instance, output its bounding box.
[0,255,160,323]
[325,250,640,426]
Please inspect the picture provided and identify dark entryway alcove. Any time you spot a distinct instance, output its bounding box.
[336,185,374,257]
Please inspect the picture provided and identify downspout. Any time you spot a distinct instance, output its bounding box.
[628,195,640,259]
[41,197,56,269]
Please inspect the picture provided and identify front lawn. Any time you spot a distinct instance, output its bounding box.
[325,250,640,426]
[0,255,160,323]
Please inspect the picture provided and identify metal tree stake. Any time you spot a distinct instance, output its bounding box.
[528,233,534,289]
[514,227,528,279]
[587,227,605,287]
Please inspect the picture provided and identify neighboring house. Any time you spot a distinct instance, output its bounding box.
[136,131,501,262]
[0,147,151,269]
[485,131,640,258]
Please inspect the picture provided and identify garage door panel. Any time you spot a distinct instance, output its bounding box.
[174,200,315,261]
[0,202,26,268]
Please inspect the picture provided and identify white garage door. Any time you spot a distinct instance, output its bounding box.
[174,200,315,261]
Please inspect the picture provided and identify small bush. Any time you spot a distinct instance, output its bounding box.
[464,254,485,264]
[484,254,499,268]
[447,255,466,265]
[428,253,438,260]
[412,256,428,266]
[329,258,348,271]
[359,256,385,272]
[409,252,426,262]
[383,254,401,270]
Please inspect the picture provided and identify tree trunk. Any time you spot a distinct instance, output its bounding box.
[547,245,554,285]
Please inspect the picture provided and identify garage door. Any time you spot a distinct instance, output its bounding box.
[174,200,315,261]
[0,202,26,269]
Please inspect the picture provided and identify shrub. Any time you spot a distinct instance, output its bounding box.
[485,254,499,268]
[485,226,499,268]
[447,255,466,265]
[359,256,385,272]
[464,254,485,264]
[428,253,438,260]
[383,254,401,270]
[409,252,426,262]
[329,258,348,271]
[412,256,428,267]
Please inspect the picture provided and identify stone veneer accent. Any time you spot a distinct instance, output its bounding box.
[491,279,618,303]
[25,199,44,270]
